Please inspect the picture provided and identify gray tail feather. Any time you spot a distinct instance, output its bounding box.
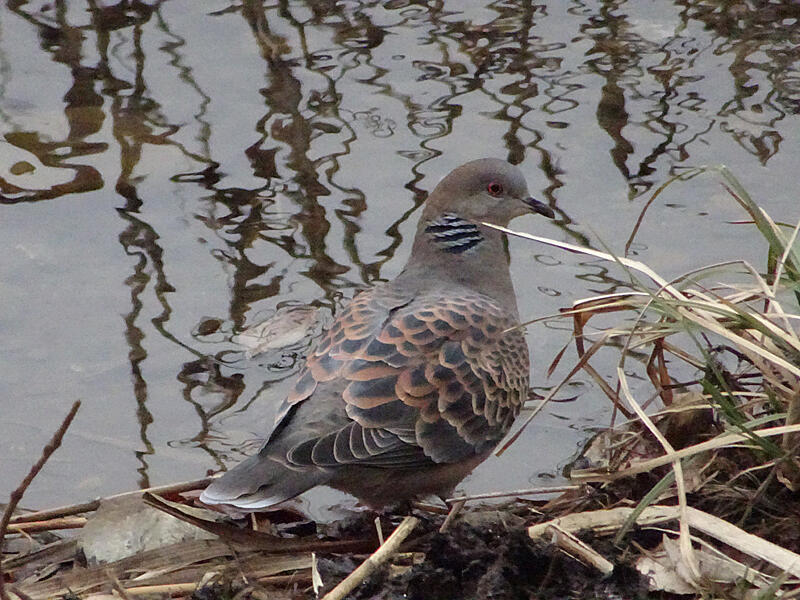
[200,452,329,510]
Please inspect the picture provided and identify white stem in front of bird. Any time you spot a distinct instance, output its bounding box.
[445,485,579,504]
[482,222,800,378]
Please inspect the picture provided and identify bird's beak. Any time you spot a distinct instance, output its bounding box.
[523,197,555,219]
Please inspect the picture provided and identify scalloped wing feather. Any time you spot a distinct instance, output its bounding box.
[273,285,529,469]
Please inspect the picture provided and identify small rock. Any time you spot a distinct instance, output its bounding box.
[79,496,216,564]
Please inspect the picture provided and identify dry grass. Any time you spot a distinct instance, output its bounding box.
[486,164,800,598]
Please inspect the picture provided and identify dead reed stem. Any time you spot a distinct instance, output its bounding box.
[320,516,419,600]
[7,517,86,534]
[445,485,578,503]
[0,400,81,600]
[438,500,465,533]
[9,477,213,525]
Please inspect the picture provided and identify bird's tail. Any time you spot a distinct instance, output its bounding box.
[200,451,329,510]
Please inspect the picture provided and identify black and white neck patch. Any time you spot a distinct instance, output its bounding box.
[425,213,483,254]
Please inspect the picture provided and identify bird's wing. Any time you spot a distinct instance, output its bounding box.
[270,285,530,469]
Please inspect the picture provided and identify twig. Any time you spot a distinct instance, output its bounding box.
[438,500,465,533]
[570,423,800,482]
[546,524,614,576]
[374,517,384,545]
[445,485,578,504]
[0,400,81,600]
[9,477,212,525]
[410,501,449,515]
[107,569,135,600]
[254,571,313,586]
[8,499,100,525]
[105,582,201,596]
[7,517,86,534]
[320,516,419,600]
[529,505,800,579]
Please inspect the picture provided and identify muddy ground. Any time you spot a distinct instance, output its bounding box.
[200,501,659,600]
[314,513,648,600]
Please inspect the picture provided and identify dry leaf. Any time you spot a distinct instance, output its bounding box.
[637,535,772,595]
[637,553,695,594]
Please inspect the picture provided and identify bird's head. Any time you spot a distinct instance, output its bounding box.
[422,158,554,226]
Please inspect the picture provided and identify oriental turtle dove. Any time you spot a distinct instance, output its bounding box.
[200,158,554,509]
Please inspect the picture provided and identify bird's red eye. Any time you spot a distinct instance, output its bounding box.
[487,181,504,197]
